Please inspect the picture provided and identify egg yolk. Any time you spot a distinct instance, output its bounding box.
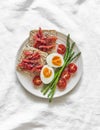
[43,67,52,78]
[52,56,62,66]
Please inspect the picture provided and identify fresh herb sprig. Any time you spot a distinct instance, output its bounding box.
[41,34,81,102]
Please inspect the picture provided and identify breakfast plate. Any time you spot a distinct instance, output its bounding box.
[16,28,83,101]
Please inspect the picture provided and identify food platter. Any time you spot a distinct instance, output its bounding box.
[16,30,83,99]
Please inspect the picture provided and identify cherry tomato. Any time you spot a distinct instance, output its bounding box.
[57,78,67,90]
[61,70,71,80]
[57,44,66,54]
[68,63,77,73]
[33,76,42,86]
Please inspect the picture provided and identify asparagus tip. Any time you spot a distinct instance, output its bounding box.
[68,34,70,37]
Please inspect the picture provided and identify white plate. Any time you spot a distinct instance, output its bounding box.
[16,31,83,98]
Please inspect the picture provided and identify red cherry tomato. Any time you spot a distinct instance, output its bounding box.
[33,76,42,86]
[57,78,67,90]
[61,70,71,80]
[57,44,66,54]
[68,63,77,73]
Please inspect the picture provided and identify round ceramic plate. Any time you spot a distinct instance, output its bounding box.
[16,31,83,98]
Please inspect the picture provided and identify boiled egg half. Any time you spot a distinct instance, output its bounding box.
[46,53,64,68]
[40,65,54,84]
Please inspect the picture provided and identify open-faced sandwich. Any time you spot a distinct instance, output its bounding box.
[17,27,81,102]
[17,46,48,75]
[29,28,57,53]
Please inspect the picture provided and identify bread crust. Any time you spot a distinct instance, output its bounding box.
[29,29,57,48]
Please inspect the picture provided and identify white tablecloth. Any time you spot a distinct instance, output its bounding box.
[0,0,100,130]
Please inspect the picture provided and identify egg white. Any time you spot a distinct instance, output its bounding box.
[46,53,64,68]
[40,65,54,84]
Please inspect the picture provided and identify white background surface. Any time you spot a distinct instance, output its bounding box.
[0,0,100,130]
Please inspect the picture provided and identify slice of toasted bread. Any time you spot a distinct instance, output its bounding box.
[29,29,57,53]
[17,45,48,74]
